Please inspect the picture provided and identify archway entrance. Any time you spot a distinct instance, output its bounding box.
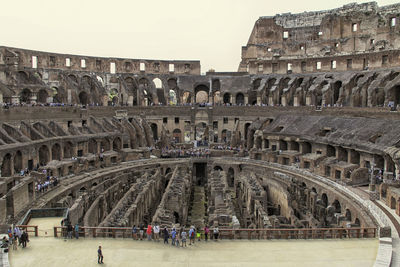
[236,93,245,105]
[195,85,209,104]
[37,89,49,103]
[20,89,32,103]
[79,91,88,105]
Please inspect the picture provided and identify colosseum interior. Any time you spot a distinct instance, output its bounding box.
[1,1,400,266]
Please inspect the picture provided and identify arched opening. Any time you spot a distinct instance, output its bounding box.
[100,139,110,151]
[79,91,88,105]
[88,139,97,154]
[350,150,360,165]
[79,187,87,192]
[279,140,288,150]
[173,129,182,143]
[221,129,229,143]
[169,89,177,105]
[244,123,251,142]
[173,211,180,224]
[327,145,336,157]
[321,193,328,208]
[113,137,122,151]
[39,145,50,166]
[1,154,12,177]
[213,90,221,104]
[52,87,61,103]
[388,85,400,107]
[302,142,312,154]
[64,142,74,158]
[150,123,158,141]
[332,200,341,213]
[227,168,234,187]
[213,166,223,171]
[165,168,172,175]
[332,81,342,105]
[51,144,62,161]
[194,85,209,103]
[20,88,32,103]
[354,218,360,227]
[223,93,231,104]
[182,91,192,104]
[153,78,162,89]
[13,150,23,173]
[236,93,245,105]
[37,89,48,103]
[391,196,396,209]
[345,209,352,221]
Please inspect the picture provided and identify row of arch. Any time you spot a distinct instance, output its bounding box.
[0,137,122,177]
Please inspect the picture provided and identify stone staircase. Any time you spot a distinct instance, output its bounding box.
[187,186,207,229]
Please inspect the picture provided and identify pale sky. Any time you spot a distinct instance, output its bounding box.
[1,0,399,73]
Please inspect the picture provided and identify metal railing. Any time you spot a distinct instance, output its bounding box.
[53,226,376,239]
[16,225,39,237]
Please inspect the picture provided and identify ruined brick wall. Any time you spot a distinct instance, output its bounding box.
[240,2,400,74]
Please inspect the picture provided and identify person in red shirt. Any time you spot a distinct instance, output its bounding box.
[146,225,152,241]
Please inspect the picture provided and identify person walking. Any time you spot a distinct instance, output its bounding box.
[153,224,160,242]
[67,223,73,239]
[213,226,219,241]
[74,223,79,239]
[171,228,176,246]
[181,229,187,247]
[139,224,144,241]
[132,225,137,240]
[97,245,104,264]
[163,227,169,244]
[189,227,195,245]
[146,225,152,241]
[204,226,209,241]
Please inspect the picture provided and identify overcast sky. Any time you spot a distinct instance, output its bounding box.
[1,0,399,73]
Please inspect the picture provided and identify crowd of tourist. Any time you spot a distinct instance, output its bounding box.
[1,226,30,252]
[161,147,211,158]
[131,224,220,247]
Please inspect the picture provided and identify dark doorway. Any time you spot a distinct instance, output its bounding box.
[194,163,207,186]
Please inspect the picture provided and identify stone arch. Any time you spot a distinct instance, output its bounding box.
[279,140,288,150]
[391,196,396,209]
[194,84,209,103]
[125,77,138,105]
[221,129,229,143]
[64,142,74,158]
[332,199,341,213]
[68,74,78,84]
[223,93,231,104]
[1,153,12,177]
[51,143,62,161]
[173,129,182,143]
[39,145,50,165]
[213,166,223,171]
[168,89,177,105]
[354,218,360,226]
[13,150,23,173]
[153,78,162,89]
[326,145,336,157]
[113,137,122,151]
[150,123,158,141]
[236,93,245,105]
[88,139,97,154]
[302,142,312,154]
[182,91,192,104]
[100,139,110,151]
[37,89,49,103]
[332,81,342,106]
[52,87,62,103]
[79,91,89,105]
[387,85,400,107]
[20,88,32,103]
[345,209,352,221]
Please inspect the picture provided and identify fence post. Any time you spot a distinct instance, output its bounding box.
[34,226,38,237]
[54,227,58,237]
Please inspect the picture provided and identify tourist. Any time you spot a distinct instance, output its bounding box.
[12,232,18,250]
[67,223,73,239]
[197,231,201,241]
[189,227,195,245]
[146,224,152,241]
[181,229,187,247]
[74,223,79,239]
[171,228,176,246]
[139,224,144,240]
[175,230,180,247]
[132,225,137,240]
[153,223,160,242]
[163,227,169,244]
[204,226,209,241]
[20,231,28,248]
[97,245,104,264]
[213,226,219,241]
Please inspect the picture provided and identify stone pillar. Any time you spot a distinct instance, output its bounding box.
[0,93,3,103]
[190,125,195,141]
[244,95,248,105]
[257,96,261,105]
[47,96,53,104]
[268,96,274,106]
[293,96,299,107]
[67,89,72,104]
[281,97,287,107]
[231,95,235,105]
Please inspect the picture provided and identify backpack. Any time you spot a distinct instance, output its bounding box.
[191,231,195,237]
